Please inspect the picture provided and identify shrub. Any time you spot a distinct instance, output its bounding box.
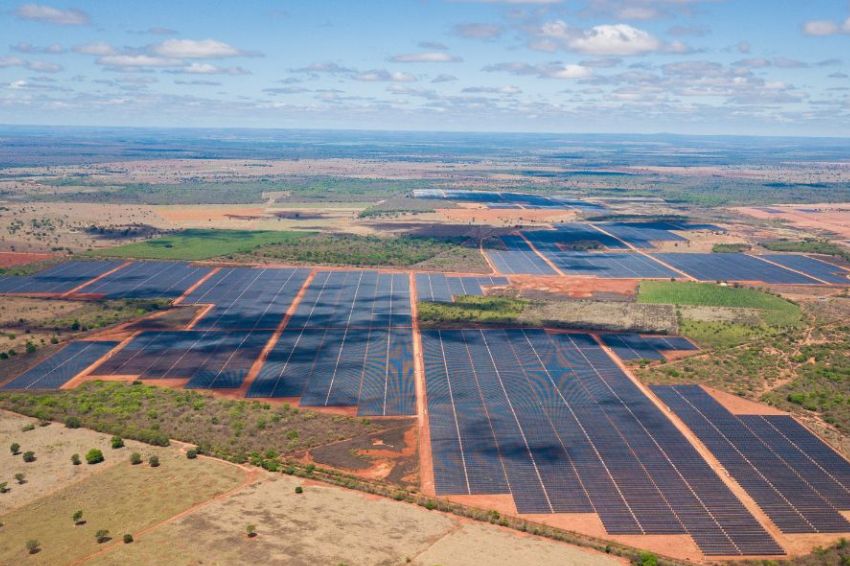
[0,482,8,494]
[638,551,658,566]
[21,423,35,432]
[149,455,160,467]
[85,448,104,465]
[10,442,20,455]
[95,529,110,543]
[123,534,133,544]
[294,486,303,494]
[130,452,142,465]
[14,472,25,484]
[246,524,257,538]
[111,436,124,449]
[73,510,84,525]
[22,451,35,463]
[64,416,81,429]
[186,448,197,459]
[26,539,40,554]
[71,453,81,465]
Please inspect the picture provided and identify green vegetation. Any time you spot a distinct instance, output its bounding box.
[0,380,383,464]
[89,229,308,261]
[129,452,142,465]
[85,448,104,465]
[418,296,528,326]
[711,243,750,253]
[249,233,487,270]
[71,453,81,465]
[22,450,35,463]
[762,238,850,262]
[149,455,160,467]
[638,281,802,348]
[358,197,444,218]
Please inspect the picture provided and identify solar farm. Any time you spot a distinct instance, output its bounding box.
[2,209,850,562]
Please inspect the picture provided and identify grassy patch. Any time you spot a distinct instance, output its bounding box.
[0,448,242,565]
[418,296,528,326]
[88,229,309,260]
[249,233,487,270]
[762,238,850,262]
[0,381,385,463]
[711,243,750,253]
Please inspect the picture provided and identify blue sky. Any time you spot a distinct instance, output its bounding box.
[1,1,849,135]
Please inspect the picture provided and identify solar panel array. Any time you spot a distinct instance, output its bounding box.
[547,251,678,279]
[654,253,819,284]
[92,330,271,389]
[762,255,850,285]
[524,225,627,251]
[74,261,212,299]
[0,260,125,294]
[596,222,687,249]
[600,333,698,361]
[422,329,781,555]
[248,270,416,415]
[181,267,310,330]
[484,235,556,275]
[654,385,850,534]
[415,273,508,303]
[2,340,118,390]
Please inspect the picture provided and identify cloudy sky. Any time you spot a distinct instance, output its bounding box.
[2,1,849,136]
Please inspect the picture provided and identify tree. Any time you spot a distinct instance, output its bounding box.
[246,524,257,538]
[73,510,84,526]
[111,436,124,449]
[186,448,197,459]
[64,416,81,429]
[295,486,303,494]
[149,455,160,468]
[0,482,8,494]
[26,539,40,555]
[130,452,142,465]
[123,534,133,544]
[10,442,20,455]
[95,529,110,544]
[71,453,81,465]
[14,472,25,485]
[22,451,35,463]
[85,448,104,465]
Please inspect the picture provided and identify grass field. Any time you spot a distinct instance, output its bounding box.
[418,296,528,326]
[762,238,850,262]
[88,229,309,260]
[0,412,244,565]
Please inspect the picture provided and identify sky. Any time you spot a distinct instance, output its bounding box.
[1,1,849,136]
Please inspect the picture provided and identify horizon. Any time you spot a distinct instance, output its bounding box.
[2,1,849,137]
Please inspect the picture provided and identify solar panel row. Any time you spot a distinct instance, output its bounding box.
[422,329,781,555]
[600,333,698,361]
[2,341,118,390]
[74,261,212,299]
[595,222,687,249]
[654,385,850,534]
[655,253,818,285]
[415,273,508,303]
[484,236,556,276]
[525,224,626,251]
[92,330,271,389]
[181,267,310,330]
[0,260,125,294]
[546,251,677,279]
[289,270,411,329]
[762,255,850,285]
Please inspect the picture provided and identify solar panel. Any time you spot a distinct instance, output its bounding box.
[3,341,118,390]
[75,261,211,299]
[0,260,125,294]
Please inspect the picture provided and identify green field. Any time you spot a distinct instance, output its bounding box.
[418,296,528,326]
[762,238,850,262]
[88,229,310,260]
[711,243,750,253]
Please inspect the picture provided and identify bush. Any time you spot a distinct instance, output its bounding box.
[638,551,658,566]
[10,442,20,455]
[149,455,160,467]
[294,486,303,494]
[26,539,40,554]
[130,452,142,465]
[0,482,8,494]
[186,448,197,459]
[85,448,104,465]
[64,416,81,429]
[111,436,124,449]
[73,510,84,525]
[14,472,25,484]
[95,529,110,543]
[246,524,257,538]
[21,423,35,432]
[123,534,133,544]
[71,453,81,465]
[22,451,35,463]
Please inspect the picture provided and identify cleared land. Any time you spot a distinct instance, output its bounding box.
[0,412,246,565]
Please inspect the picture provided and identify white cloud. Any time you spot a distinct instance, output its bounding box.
[15,3,89,25]
[72,42,116,56]
[0,55,62,73]
[462,85,522,95]
[804,20,839,36]
[353,69,417,82]
[566,24,661,56]
[432,74,458,83]
[453,23,503,39]
[549,64,592,79]
[389,52,462,63]
[10,42,64,54]
[170,63,250,75]
[484,61,592,79]
[150,39,248,59]
[97,54,181,69]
